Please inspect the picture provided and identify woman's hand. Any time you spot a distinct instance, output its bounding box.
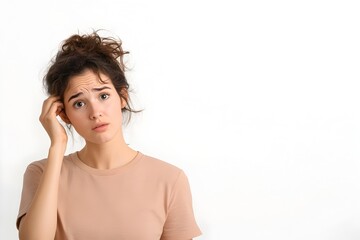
[39,96,68,147]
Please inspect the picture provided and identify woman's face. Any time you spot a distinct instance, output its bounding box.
[62,69,125,144]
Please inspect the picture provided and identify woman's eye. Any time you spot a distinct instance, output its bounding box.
[74,101,85,109]
[100,93,110,100]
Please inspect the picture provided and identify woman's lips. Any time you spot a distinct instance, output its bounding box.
[92,123,109,132]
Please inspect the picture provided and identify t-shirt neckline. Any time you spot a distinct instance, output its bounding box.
[70,151,143,176]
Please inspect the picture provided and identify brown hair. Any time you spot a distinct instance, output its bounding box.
[43,30,139,123]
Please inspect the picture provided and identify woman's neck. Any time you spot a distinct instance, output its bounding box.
[78,138,138,170]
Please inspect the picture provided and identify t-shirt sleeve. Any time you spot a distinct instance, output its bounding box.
[161,170,202,240]
[16,162,44,229]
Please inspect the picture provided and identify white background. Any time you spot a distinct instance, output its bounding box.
[1,0,360,239]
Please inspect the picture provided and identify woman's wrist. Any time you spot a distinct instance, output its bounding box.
[49,142,67,154]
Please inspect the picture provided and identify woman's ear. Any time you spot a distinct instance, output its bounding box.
[120,88,129,109]
[59,110,71,124]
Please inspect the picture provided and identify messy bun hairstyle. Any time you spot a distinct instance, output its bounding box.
[44,30,138,122]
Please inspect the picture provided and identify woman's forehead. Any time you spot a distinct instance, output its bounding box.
[65,70,112,93]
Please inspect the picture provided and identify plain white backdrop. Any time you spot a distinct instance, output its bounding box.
[1,0,360,239]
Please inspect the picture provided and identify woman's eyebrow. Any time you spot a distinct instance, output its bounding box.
[68,86,112,102]
[68,92,83,102]
[92,86,111,92]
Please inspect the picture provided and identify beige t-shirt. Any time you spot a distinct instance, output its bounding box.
[17,152,201,240]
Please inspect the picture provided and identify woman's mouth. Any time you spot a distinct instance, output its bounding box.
[92,123,109,132]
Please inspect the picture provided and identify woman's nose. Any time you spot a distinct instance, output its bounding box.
[88,102,103,120]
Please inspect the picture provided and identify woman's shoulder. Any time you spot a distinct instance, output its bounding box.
[140,153,182,171]
[138,153,186,180]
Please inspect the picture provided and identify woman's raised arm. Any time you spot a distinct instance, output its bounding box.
[19,96,67,240]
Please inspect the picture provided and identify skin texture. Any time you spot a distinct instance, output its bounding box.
[61,70,137,169]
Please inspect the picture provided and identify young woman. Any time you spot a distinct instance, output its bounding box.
[17,31,201,240]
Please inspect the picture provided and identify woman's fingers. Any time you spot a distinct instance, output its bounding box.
[40,96,62,121]
[39,96,68,145]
